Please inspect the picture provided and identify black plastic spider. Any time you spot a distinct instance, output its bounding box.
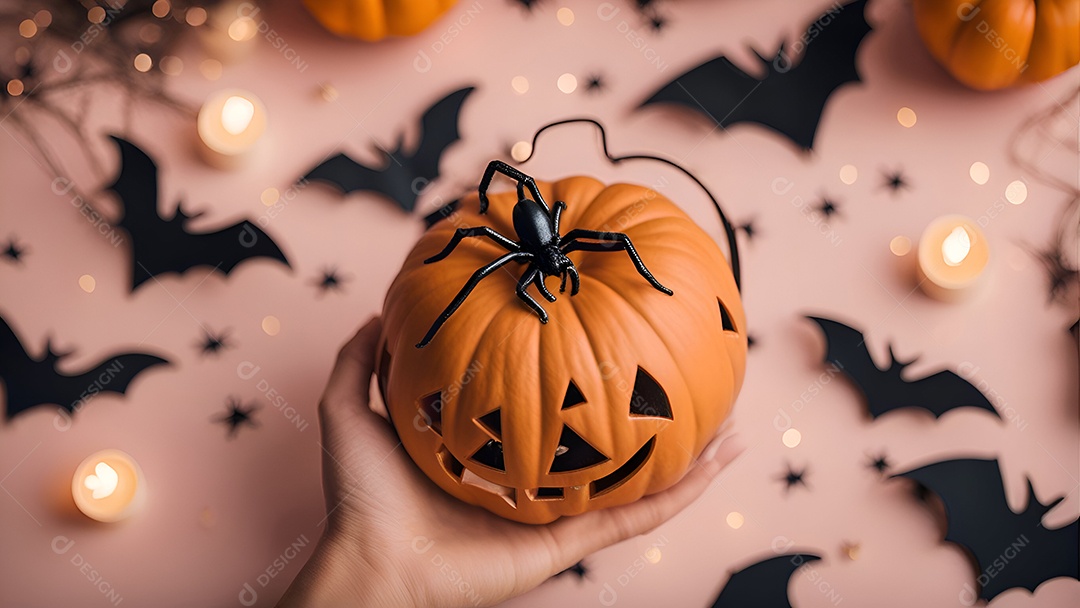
[416,161,673,348]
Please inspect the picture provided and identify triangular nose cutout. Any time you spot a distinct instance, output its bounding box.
[549,424,609,473]
[629,367,673,420]
[562,380,586,410]
[476,408,502,439]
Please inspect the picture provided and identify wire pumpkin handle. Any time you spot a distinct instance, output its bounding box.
[518,118,742,292]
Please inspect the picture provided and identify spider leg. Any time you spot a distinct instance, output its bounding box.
[425,227,520,264]
[416,251,533,348]
[565,265,581,295]
[478,160,549,214]
[552,200,567,237]
[533,268,556,302]
[516,266,550,321]
[559,271,568,293]
[561,230,673,295]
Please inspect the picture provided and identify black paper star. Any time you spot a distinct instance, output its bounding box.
[779,465,808,492]
[198,328,232,356]
[882,170,910,192]
[585,74,605,93]
[739,221,756,240]
[868,454,891,475]
[555,561,588,580]
[648,14,667,32]
[215,398,258,437]
[2,238,25,263]
[815,199,839,217]
[314,267,348,294]
[746,334,757,349]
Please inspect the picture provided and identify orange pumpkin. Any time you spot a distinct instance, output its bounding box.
[304,0,459,41]
[912,0,1079,90]
[378,175,746,524]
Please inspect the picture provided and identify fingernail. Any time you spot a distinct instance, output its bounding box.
[702,431,740,462]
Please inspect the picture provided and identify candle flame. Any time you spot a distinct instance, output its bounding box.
[942,226,971,267]
[221,96,255,135]
[84,462,119,499]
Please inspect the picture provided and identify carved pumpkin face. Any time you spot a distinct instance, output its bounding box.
[379,176,745,524]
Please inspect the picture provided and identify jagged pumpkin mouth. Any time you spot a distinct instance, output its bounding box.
[436,436,656,509]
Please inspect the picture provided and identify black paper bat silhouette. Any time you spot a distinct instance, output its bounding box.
[0,313,169,420]
[806,315,999,419]
[302,87,475,212]
[711,553,822,608]
[107,136,290,291]
[639,0,871,150]
[895,458,1079,601]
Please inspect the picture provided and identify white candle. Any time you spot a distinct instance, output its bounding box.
[197,89,267,169]
[916,215,990,301]
[71,449,145,523]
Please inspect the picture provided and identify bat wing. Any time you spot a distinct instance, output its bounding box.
[302,152,385,195]
[53,353,170,414]
[0,313,31,369]
[301,87,474,213]
[905,370,1000,418]
[0,313,41,419]
[760,0,871,149]
[640,57,761,126]
[895,458,1079,601]
[711,553,821,608]
[128,213,291,289]
[108,136,290,289]
[640,0,871,150]
[410,86,475,183]
[806,315,887,411]
[107,135,162,231]
[182,218,291,277]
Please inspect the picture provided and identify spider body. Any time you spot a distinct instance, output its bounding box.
[512,198,569,276]
[416,161,672,348]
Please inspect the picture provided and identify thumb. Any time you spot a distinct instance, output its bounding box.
[318,317,385,435]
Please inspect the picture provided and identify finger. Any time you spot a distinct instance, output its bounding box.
[319,317,383,428]
[547,432,745,567]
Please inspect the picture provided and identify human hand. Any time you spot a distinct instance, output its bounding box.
[279,318,744,608]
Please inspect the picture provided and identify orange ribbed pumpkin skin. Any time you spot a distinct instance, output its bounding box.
[304,0,459,41]
[912,0,1079,90]
[378,176,746,524]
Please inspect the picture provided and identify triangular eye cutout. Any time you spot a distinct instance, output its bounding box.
[475,408,502,439]
[549,424,610,473]
[562,380,586,410]
[417,391,443,435]
[629,367,672,420]
[719,299,737,333]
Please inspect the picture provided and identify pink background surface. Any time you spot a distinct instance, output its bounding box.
[1,0,1078,606]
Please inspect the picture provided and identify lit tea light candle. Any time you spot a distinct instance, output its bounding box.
[197,89,266,169]
[916,215,989,301]
[72,449,145,522]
